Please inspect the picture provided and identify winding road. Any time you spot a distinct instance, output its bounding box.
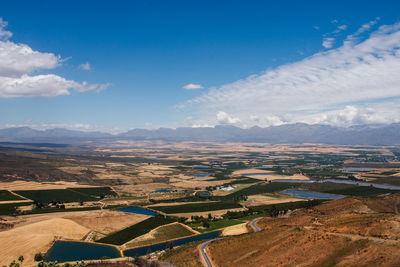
[200,238,223,267]
[199,218,263,267]
[250,218,261,232]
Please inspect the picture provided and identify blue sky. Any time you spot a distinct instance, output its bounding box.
[1,0,400,132]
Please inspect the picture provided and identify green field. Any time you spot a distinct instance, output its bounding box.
[305,183,399,196]
[224,200,325,220]
[68,187,117,197]
[126,223,194,248]
[152,201,242,214]
[188,219,245,233]
[367,177,400,186]
[221,182,299,200]
[0,190,24,201]
[0,202,33,215]
[98,216,176,245]
[225,177,260,185]
[14,189,99,203]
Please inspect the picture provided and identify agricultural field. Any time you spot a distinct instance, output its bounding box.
[188,219,246,233]
[14,189,100,203]
[125,222,195,248]
[97,215,176,245]
[152,201,242,214]
[0,202,33,215]
[0,190,24,201]
[67,187,117,198]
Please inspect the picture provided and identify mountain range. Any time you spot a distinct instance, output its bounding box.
[0,123,400,145]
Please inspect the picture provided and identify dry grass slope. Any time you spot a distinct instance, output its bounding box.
[163,194,400,267]
[0,218,89,266]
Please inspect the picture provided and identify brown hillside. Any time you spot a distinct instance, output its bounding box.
[163,195,400,267]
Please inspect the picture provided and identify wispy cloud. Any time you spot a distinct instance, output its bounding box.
[183,83,203,90]
[322,22,348,48]
[0,18,108,98]
[1,122,127,134]
[79,62,91,70]
[0,18,12,40]
[356,18,380,35]
[183,21,400,127]
[345,18,380,45]
[322,37,335,48]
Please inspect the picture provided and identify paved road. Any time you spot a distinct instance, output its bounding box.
[200,218,262,267]
[200,238,223,267]
[250,218,261,232]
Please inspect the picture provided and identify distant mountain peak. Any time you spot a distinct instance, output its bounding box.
[1,123,400,145]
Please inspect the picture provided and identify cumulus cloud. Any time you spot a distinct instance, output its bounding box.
[0,41,60,77]
[216,111,241,124]
[0,18,108,98]
[304,105,400,126]
[249,114,284,127]
[183,83,203,90]
[0,75,109,98]
[184,21,400,127]
[79,62,91,70]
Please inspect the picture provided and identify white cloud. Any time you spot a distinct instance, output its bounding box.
[323,24,348,48]
[0,18,12,40]
[322,37,335,48]
[79,62,91,70]
[191,124,213,128]
[0,75,109,98]
[304,105,400,126]
[357,18,379,35]
[331,19,339,24]
[216,111,241,124]
[249,114,284,127]
[0,18,108,98]
[345,18,380,45]
[184,21,400,127]
[183,83,203,90]
[0,41,60,77]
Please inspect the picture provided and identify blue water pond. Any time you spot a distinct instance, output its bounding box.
[151,189,171,193]
[44,241,120,262]
[118,206,158,216]
[193,173,215,177]
[193,165,210,169]
[124,231,221,257]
